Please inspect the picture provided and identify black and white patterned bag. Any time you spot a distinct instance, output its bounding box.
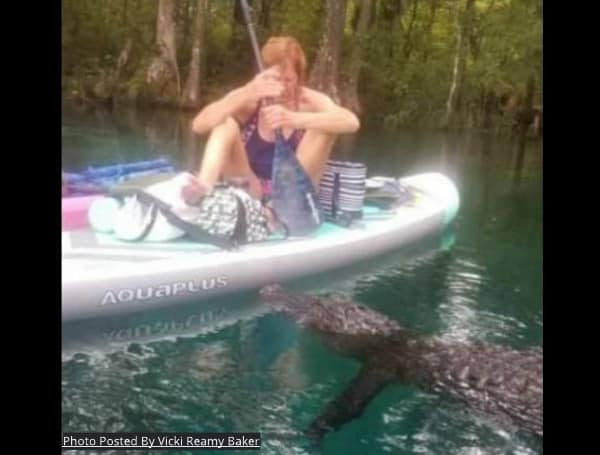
[319,160,367,226]
[106,183,272,249]
[192,185,271,244]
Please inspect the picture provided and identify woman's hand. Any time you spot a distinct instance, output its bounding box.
[244,67,284,103]
[192,66,286,135]
[262,104,302,130]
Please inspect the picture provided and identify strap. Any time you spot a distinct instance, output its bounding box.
[327,172,354,228]
[108,188,237,249]
[159,206,236,250]
[133,203,159,242]
[332,172,340,220]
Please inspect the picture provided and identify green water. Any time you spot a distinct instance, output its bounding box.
[62,105,542,454]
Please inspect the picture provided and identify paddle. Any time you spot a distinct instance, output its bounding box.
[238,0,322,236]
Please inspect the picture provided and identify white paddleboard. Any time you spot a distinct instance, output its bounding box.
[62,173,459,321]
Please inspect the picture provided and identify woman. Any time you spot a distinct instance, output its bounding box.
[184,36,360,202]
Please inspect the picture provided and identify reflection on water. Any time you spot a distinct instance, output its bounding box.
[62,292,270,361]
[438,256,485,344]
[62,104,204,172]
[62,104,542,454]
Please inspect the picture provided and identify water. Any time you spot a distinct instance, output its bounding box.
[62,104,542,454]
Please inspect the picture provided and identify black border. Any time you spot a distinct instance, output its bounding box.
[52,1,555,454]
[541,1,584,452]
[6,1,61,453]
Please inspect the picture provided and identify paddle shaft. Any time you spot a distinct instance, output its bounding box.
[238,0,322,236]
[239,0,264,72]
[238,0,285,142]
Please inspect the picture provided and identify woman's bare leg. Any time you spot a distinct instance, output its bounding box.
[295,130,337,189]
[196,117,263,198]
[222,139,263,199]
[194,119,337,201]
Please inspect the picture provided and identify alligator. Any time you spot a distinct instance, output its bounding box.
[259,284,542,441]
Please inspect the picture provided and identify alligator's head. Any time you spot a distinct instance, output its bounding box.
[259,284,322,325]
[259,284,403,337]
[259,283,291,303]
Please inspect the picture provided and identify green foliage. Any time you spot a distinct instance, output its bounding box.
[62,0,542,130]
[273,0,323,64]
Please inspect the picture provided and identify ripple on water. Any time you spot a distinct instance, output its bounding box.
[374,395,541,455]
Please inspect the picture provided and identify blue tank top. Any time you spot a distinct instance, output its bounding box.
[239,107,305,182]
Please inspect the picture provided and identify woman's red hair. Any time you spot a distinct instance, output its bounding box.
[261,36,307,86]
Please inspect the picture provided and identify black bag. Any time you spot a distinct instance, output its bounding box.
[318,160,367,226]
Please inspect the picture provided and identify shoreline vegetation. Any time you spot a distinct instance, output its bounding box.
[62,0,541,137]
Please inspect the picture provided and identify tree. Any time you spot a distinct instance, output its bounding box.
[343,0,373,114]
[442,0,475,129]
[146,0,181,103]
[376,0,405,60]
[181,0,209,108]
[309,0,348,103]
[61,0,542,132]
[421,0,439,63]
[402,0,420,59]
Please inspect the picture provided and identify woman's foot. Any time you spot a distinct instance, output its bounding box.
[263,201,288,235]
[179,174,211,205]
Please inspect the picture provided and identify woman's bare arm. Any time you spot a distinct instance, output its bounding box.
[192,67,285,135]
[261,87,360,134]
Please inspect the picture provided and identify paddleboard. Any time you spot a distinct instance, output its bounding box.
[62,172,459,321]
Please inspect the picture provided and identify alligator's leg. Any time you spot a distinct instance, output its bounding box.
[306,360,396,442]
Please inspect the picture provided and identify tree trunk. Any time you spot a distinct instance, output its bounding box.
[422,0,439,62]
[514,75,536,135]
[115,38,133,82]
[442,0,475,129]
[402,0,419,59]
[509,76,535,188]
[309,0,348,103]
[482,88,495,131]
[181,0,208,108]
[343,0,373,115]
[470,0,496,61]
[258,0,274,32]
[146,0,181,103]
[180,0,193,59]
[480,131,493,225]
[377,0,405,60]
[122,0,128,32]
[231,0,255,79]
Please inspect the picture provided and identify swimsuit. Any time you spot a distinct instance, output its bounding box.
[238,107,305,196]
